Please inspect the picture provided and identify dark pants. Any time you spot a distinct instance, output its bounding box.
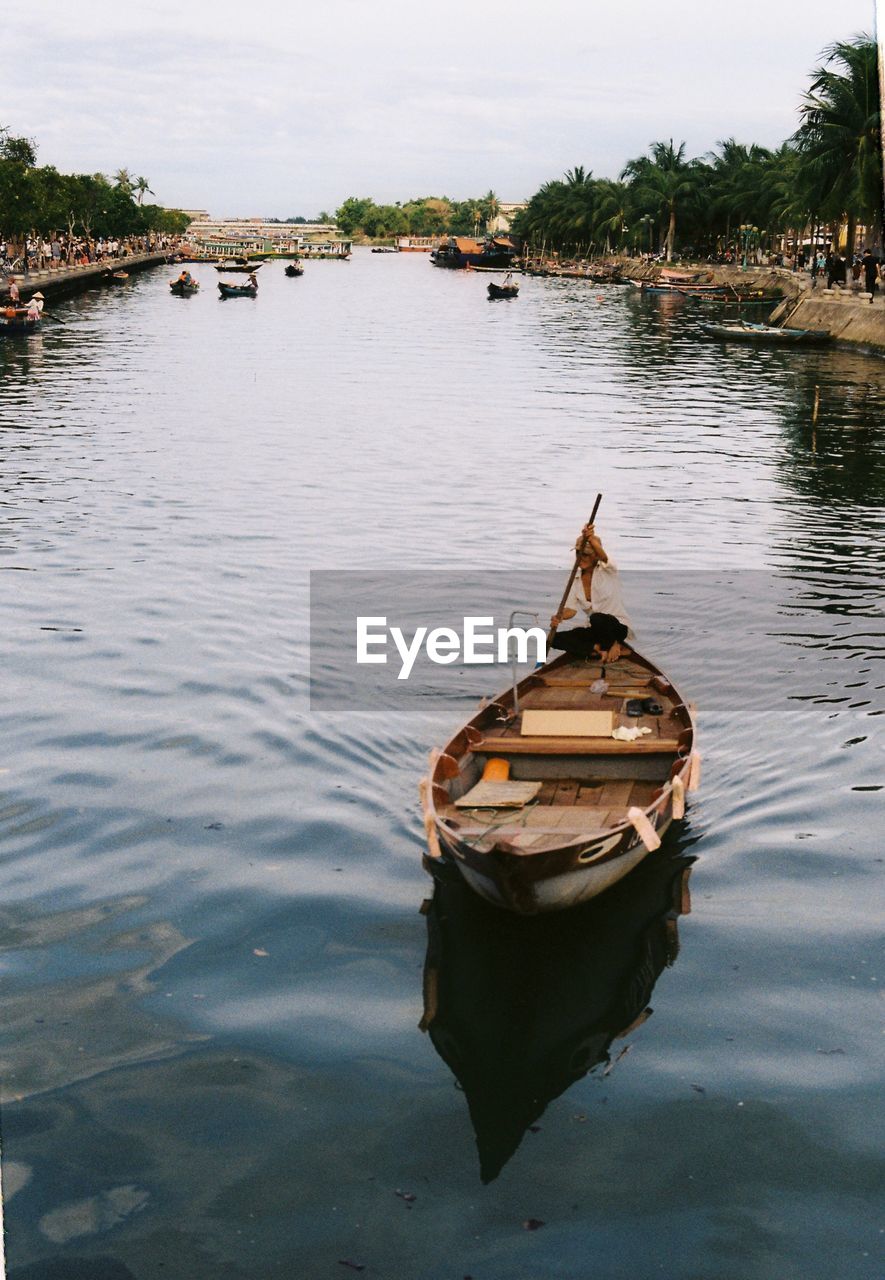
[551,613,628,658]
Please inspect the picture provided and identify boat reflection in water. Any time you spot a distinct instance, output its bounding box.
[420,845,696,1182]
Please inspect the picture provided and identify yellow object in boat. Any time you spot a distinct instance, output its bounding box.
[482,758,511,782]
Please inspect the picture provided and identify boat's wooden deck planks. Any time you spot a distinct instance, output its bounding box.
[439,778,659,839]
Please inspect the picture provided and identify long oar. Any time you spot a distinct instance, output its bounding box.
[547,493,602,648]
[39,311,68,324]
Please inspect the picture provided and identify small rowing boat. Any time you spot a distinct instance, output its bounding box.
[215,262,262,274]
[488,279,519,299]
[0,307,39,335]
[420,648,699,914]
[169,278,200,295]
[218,281,258,298]
[284,263,304,277]
[701,319,832,344]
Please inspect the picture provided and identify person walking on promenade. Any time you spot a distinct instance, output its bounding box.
[861,249,879,303]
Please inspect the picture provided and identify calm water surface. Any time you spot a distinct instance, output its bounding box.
[0,254,882,1278]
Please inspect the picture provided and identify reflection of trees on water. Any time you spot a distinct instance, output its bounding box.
[420,842,697,1183]
[769,358,885,508]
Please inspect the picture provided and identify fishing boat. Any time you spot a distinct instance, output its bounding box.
[0,307,40,335]
[169,278,200,295]
[628,278,722,295]
[218,281,258,298]
[215,262,262,274]
[431,236,517,270]
[420,648,699,914]
[284,262,304,277]
[701,319,832,344]
[421,846,694,1181]
[488,277,519,299]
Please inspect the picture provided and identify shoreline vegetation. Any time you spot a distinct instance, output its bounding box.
[0,132,189,263]
[333,33,881,263]
[1,32,879,277]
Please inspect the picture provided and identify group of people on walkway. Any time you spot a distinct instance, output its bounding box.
[1,233,181,275]
[804,247,882,303]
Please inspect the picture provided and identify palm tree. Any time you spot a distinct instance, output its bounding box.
[132,176,154,205]
[481,189,501,229]
[621,140,698,260]
[794,33,882,254]
[112,168,133,196]
[592,179,631,252]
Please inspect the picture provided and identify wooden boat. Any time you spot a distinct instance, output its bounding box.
[110,271,129,281]
[284,262,304,277]
[421,846,694,1180]
[215,262,262,274]
[169,278,200,295]
[701,319,832,344]
[0,307,40,335]
[420,649,699,914]
[218,281,258,298]
[488,279,519,299]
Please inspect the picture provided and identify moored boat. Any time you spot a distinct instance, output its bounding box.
[431,235,518,270]
[701,319,832,344]
[215,262,263,274]
[420,648,699,914]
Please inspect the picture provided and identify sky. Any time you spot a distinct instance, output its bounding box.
[2,0,879,218]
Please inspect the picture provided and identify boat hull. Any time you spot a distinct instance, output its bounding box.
[421,649,698,914]
[701,321,832,343]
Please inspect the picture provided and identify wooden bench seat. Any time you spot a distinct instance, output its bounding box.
[475,734,681,755]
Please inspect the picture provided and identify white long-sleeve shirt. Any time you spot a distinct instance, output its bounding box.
[564,558,633,639]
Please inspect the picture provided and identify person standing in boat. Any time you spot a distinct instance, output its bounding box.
[549,524,633,663]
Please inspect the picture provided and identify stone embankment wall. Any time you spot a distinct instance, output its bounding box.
[769,289,885,353]
[623,259,885,352]
[11,251,169,301]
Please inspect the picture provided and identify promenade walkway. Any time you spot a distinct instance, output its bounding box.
[5,250,171,300]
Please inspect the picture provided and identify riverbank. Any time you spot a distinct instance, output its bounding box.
[770,287,885,352]
[624,258,885,352]
[5,250,170,301]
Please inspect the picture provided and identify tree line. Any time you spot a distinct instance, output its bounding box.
[512,34,882,261]
[0,129,190,247]
[335,192,503,239]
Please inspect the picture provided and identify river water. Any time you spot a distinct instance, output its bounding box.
[0,253,882,1279]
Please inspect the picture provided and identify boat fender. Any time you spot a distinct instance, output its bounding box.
[628,807,661,852]
[671,774,686,820]
[419,778,442,859]
[688,750,702,792]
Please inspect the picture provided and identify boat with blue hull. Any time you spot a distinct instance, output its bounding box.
[431,236,518,270]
